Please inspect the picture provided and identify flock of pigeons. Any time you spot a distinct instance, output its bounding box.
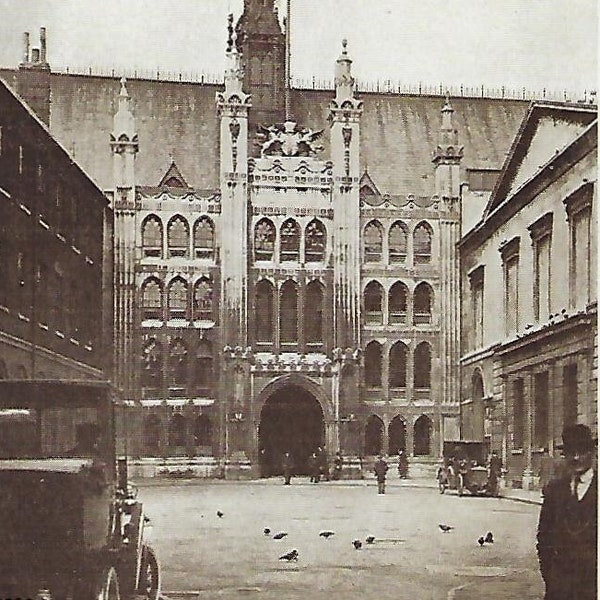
[216,511,494,562]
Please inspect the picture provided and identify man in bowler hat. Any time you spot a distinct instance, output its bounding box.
[537,423,597,600]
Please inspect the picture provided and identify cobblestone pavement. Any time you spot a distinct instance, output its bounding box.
[137,477,544,600]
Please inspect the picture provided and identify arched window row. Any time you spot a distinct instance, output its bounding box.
[253,217,328,263]
[364,340,432,390]
[143,413,213,454]
[363,280,435,325]
[363,413,433,456]
[140,276,214,322]
[363,219,433,265]
[253,278,326,348]
[141,214,216,260]
[140,337,214,395]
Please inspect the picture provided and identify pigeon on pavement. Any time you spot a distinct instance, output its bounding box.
[217,510,224,518]
[273,532,288,540]
[352,540,363,550]
[264,528,271,536]
[439,524,454,533]
[478,536,485,547]
[485,531,494,544]
[319,530,335,539]
[365,536,376,544]
[279,549,299,561]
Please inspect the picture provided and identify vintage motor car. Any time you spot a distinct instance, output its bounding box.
[437,440,498,497]
[0,379,160,600]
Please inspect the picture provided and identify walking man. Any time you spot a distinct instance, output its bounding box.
[537,424,597,600]
[282,451,293,485]
[374,455,389,494]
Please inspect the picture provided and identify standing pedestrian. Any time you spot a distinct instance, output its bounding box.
[282,451,293,485]
[332,451,343,480]
[486,450,502,496]
[537,423,597,600]
[317,446,330,482]
[397,450,409,479]
[373,455,389,494]
[308,452,319,483]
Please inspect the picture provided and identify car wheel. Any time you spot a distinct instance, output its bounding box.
[138,545,161,600]
[92,566,120,600]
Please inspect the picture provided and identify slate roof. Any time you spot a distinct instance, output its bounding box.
[0,69,529,195]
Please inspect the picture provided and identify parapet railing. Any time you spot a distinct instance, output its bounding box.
[40,64,596,104]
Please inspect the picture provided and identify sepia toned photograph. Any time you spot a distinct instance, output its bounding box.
[0,1,596,598]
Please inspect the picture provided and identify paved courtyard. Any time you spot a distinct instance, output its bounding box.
[136,478,544,600]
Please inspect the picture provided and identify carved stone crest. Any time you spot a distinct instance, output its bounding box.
[258,120,324,157]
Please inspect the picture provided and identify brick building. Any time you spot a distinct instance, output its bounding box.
[0,33,111,383]
[459,102,597,490]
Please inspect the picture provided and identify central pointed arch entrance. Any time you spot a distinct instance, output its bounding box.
[258,380,326,476]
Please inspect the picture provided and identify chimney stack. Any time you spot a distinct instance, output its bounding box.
[40,27,47,64]
[22,32,30,63]
[17,27,51,125]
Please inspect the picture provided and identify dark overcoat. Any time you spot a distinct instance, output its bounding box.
[536,471,597,600]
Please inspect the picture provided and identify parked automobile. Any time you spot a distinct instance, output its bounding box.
[0,379,160,600]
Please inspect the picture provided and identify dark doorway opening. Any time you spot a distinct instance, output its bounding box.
[259,385,324,476]
[364,415,384,456]
[388,416,406,455]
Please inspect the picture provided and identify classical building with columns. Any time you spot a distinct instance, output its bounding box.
[459,101,597,490]
[1,1,560,476]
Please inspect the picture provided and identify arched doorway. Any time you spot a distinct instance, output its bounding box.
[259,384,324,476]
[388,415,406,455]
[414,415,432,456]
[364,415,384,456]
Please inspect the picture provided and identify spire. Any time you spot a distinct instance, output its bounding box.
[432,93,463,164]
[334,39,355,98]
[112,78,137,143]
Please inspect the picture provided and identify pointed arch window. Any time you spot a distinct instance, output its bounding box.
[413,282,433,324]
[194,339,213,391]
[193,277,213,321]
[167,216,189,258]
[364,281,384,325]
[365,341,383,388]
[255,280,274,344]
[414,342,431,389]
[305,219,326,262]
[389,282,408,324]
[254,218,276,261]
[413,222,432,264]
[305,280,324,345]
[169,338,188,389]
[141,338,163,388]
[280,280,298,344]
[142,215,162,258]
[280,219,300,262]
[168,413,186,446]
[364,221,383,263]
[389,221,408,263]
[141,278,163,320]
[168,278,188,320]
[389,342,408,388]
[194,217,215,259]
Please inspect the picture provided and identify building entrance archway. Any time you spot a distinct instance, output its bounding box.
[258,384,325,476]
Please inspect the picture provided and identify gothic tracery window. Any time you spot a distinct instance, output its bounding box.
[194,216,215,259]
[193,277,213,321]
[167,216,189,258]
[141,338,163,388]
[413,282,433,324]
[168,278,188,320]
[305,219,326,262]
[141,278,162,320]
[414,342,431,389]
[389,281,408,324]
[389,342,408,388]
[389,221,408,264]
[194,339,213,391]
[365,341,382,388]
[305,280,324,345]
[169,338,188,388]
[364,221,383,262]
[413,222,432,264]
[364,281,384,325]
[280,280,298,344]
[254,218,275,261]
[142,215,162,258]
[255,280,274,344]
[280,219,300,262]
